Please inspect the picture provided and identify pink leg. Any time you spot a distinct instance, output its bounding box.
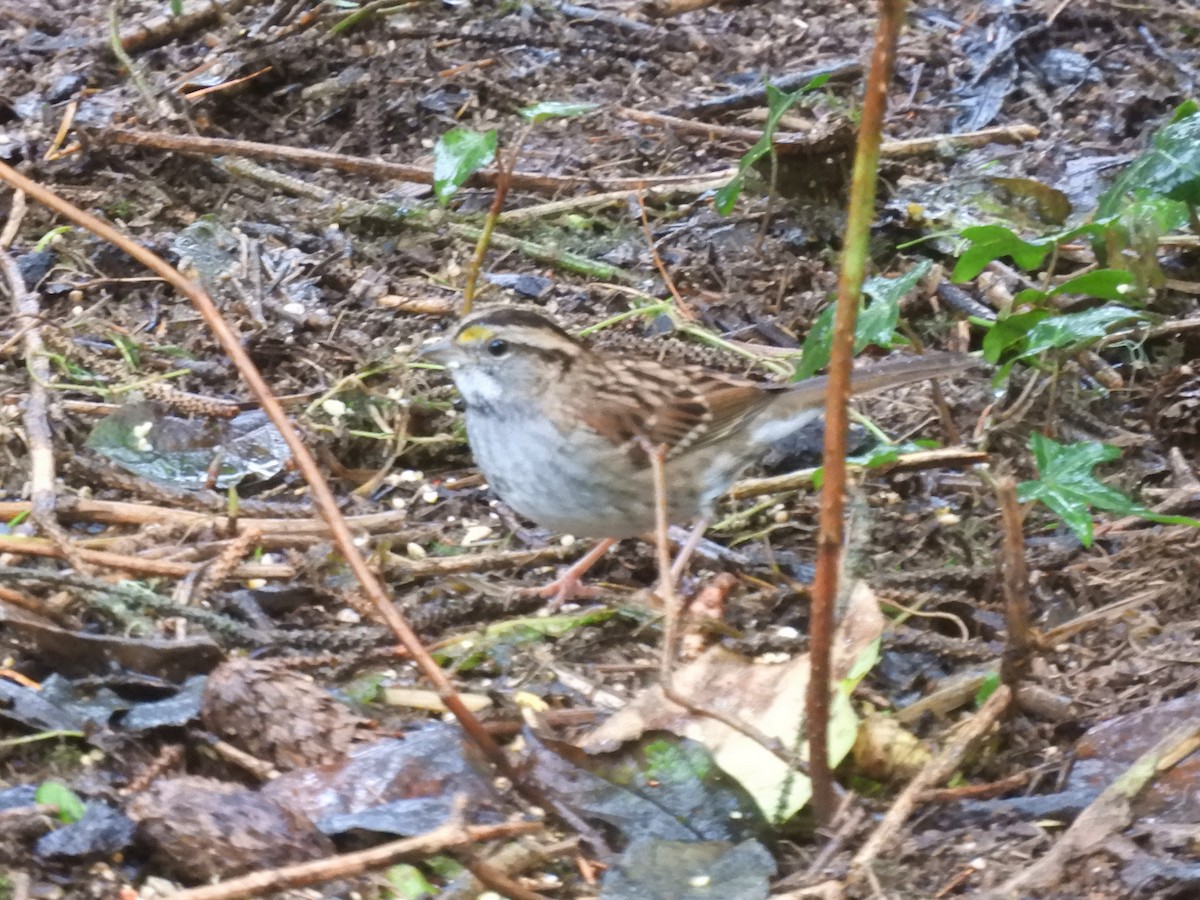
[537,538,618,610]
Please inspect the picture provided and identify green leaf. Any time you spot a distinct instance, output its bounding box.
[795,303,836,380]
[1021,305,1143,356]
[1047,269,1137,302]
[36,780,86,824]
[981,309,1051,364]
[384,864,436,899]
[794,262,926,380]
[714,74,830,214]
[859,260,928,346]
[951,224,1054,282]
[518,101,598,123]
[975,671,1001,706]
[1097,107,1200,217]
[432,128,497,205]
[1016,435,1151,547]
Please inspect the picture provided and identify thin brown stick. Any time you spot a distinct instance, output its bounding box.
[635,191,693,318]
[111,0,255,53]
[0,188,25,248]
[0,499,410,538]
[807,0,907,825]
[638,439,680,681]
[463,858,548,900]
[727,447,988,500]
[1,242,91,574]
[640,439,809,774]
[617,108,1038,158]
[0,162,512,778]
[0,535,294,581]
[851,685,1012,873]
[92,126,737,195]
[995,477,1032,686]
[169,819,544,900]
[499,178,728,224]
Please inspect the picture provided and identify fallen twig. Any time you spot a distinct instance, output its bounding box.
[1,225,93,576]
[0,162,513,778]
[851,685,1012,873]
[618,108,1038,158]
[0,535,294,581]
[93,126,737,195]
[728,447,988,500]
[168,818,545,900]
[989,717,1200,896]
[0,499,412,539]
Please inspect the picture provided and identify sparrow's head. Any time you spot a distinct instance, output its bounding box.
[419,307,584,406]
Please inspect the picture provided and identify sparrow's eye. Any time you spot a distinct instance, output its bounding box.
[487,338,509,357]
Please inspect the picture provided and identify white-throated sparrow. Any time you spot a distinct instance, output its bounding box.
[421,307,972,601]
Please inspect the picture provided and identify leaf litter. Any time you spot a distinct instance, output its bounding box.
[0,0,1198,896]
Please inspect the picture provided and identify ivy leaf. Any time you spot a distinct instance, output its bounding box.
[1017,434,1200,546]
[1097,104,1200,217]
[1013,269,1138,307]
[1021,305,1143,356]
[981,309,1051,364]
[794,262,926,381]
[859,260,928,346]
[432,128,497,205]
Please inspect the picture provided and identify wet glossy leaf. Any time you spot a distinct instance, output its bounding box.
[794,263,924,380]
[518,101,598,123]
[86,405,288,491]
[602,837,775,900]
[432,128,497,205]
[982,309,1052,364]
[1017,435,1200,546]
[1021,305,1143,356]
[527,732,765,844]
[1097,107,1200,217]
[36,781,86,824]
[35,802,136,861]
[859,260,927,345]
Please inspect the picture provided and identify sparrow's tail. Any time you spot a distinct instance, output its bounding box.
[751,351,976,445]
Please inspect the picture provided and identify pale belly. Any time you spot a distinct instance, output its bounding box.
[467,409,724,539]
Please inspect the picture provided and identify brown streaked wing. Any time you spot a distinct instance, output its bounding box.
[688,370,782,451]
[573,358,774,462]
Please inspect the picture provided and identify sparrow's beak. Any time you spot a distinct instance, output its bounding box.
[417,337,457,366]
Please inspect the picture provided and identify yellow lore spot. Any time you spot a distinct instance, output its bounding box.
[456,325,493,344]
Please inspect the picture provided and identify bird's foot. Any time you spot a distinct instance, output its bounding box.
[524,538,618,612]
